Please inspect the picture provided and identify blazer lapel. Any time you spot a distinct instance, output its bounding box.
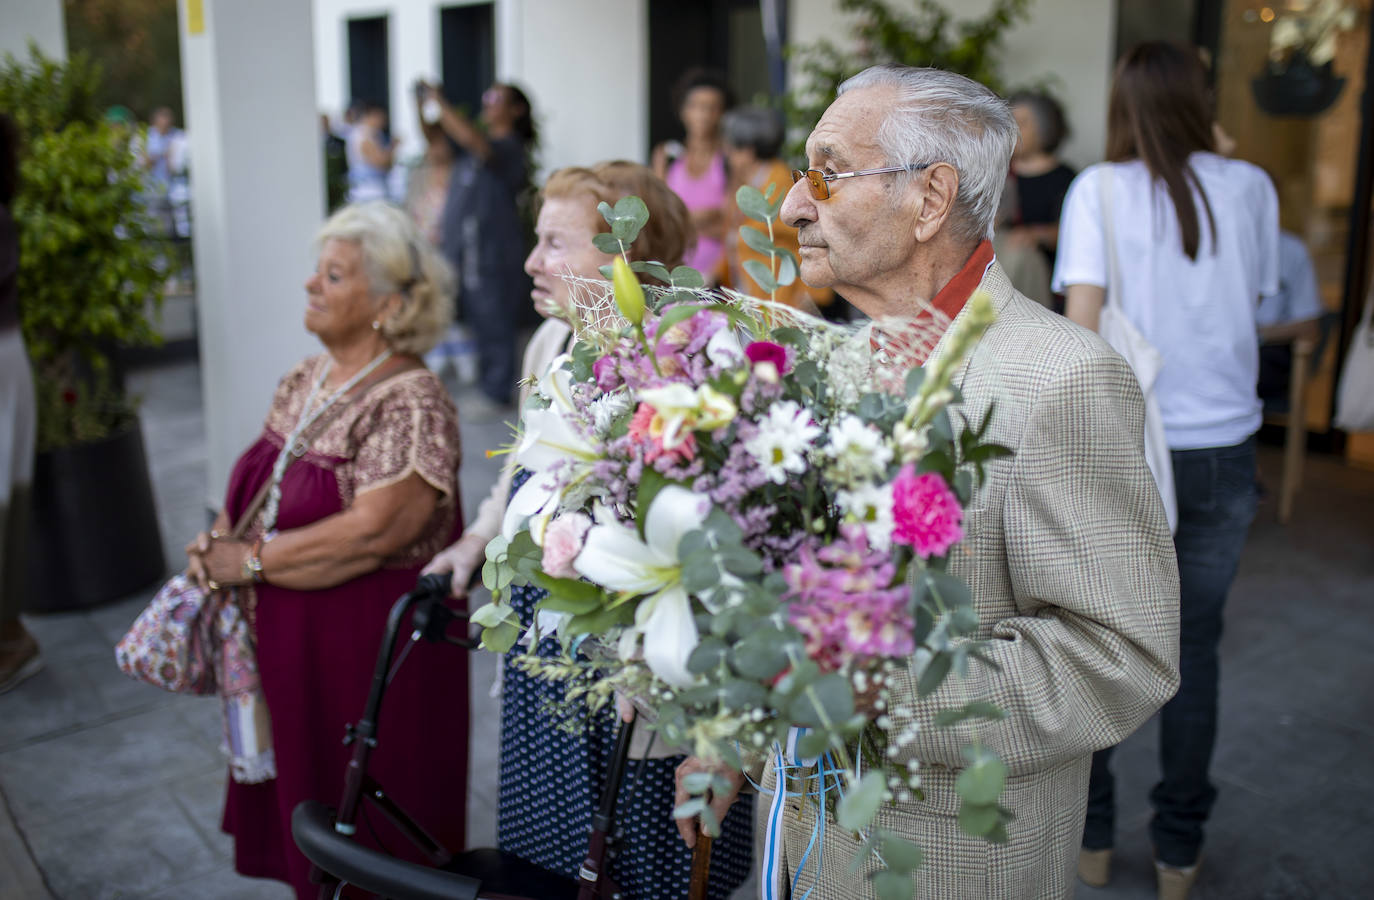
[924,258,1017,393]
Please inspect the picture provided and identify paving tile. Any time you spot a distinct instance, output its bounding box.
[144,863,294,899]
[21,784,223,900]
[0,704,222,826]
[168,767,235,859]
[15,612,111,665]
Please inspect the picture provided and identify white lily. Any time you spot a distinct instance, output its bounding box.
[572,485,711,687]
[501,473,560,544]
[514,356,599,472]
[637,383,738,449]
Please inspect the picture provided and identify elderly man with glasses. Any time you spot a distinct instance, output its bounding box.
[675,64,1181,899]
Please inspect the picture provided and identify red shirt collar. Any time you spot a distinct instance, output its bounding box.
[927,239,994,322]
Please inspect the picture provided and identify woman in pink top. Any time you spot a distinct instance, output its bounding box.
[653,68,731,278]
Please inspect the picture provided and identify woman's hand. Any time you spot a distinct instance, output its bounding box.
[673,757,746,848]
[201,538,252,589]
[184,530,216,591]
[421,532,488,598]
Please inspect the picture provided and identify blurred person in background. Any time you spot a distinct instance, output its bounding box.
[0,113,41,694]
[320,112,349,212]
[425,161,754,899]
[1006,91,1076,276]
[653,68,732,280]
[422,80,536,411]
[345,102,397,203]
[186,202,468,899]
[717,105,832,312]
[1055,41,1279,900]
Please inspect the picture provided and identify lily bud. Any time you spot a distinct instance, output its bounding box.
[611,256,645,325]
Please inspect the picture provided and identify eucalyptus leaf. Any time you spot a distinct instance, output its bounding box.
[681,559,720,595]
[736,184,774,222]
[789,672,854,728]
[836,770,886,831]
[917,651,952,697]
[670,265,706,288]
[591,231,624,255]
[955,753,1007,806]
[565,603,635,636]
[738,225,778,256]
[469,602,513,629]
[776,252,798,287]
[957,801,1000,836]
[795,729,831,759]
[481,620,521,654]
[614,195,650,233]
[880,834,925,874]
[681,772,716,794]
[731,629,789,680]
[631,260,673,283]
[688,637,729,674]
[904,368,927,399]
[933,700,1006,729]
[742,259,779,294]
[872,870,914,900]
[672,798,706,819]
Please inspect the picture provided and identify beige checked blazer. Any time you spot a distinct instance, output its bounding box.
[765,260,1181,898]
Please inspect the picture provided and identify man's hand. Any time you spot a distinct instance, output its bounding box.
[673,757,745,849]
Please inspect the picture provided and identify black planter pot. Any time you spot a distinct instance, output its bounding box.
[1252,53,1346,117]
[27,421,166,612]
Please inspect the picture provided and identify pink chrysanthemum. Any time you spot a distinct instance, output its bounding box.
[891,464,963,558]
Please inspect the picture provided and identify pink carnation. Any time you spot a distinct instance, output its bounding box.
[541,512,591,580]
[745,340,790,374]
[891,464,963,558]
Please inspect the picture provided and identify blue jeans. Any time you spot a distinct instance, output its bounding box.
[1083,436,1258,867]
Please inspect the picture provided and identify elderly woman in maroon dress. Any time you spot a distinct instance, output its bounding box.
[185,201,467,899]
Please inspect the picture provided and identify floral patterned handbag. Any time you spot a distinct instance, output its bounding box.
[115,573,219,693]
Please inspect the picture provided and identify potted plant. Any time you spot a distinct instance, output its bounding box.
[784,0,1037,158]
[1253,0,1359,117]
[1,43,167,611]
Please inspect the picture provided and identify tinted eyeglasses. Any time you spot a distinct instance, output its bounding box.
[790,163,932,201]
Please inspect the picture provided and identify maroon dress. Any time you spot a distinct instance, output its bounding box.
[219,356,468,899]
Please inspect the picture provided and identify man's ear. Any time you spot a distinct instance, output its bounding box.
[913,162,960,243]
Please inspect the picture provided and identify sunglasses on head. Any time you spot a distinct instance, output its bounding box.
[790,163,932,200]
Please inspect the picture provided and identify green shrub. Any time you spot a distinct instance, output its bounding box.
[785,0,1036,158]
[1,42,163,451]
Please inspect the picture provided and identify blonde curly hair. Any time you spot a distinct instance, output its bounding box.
[315,201,455,355]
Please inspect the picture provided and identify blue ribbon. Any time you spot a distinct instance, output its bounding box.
[756,726,852,900]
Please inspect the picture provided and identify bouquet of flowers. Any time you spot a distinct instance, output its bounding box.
[473,188,1012,898]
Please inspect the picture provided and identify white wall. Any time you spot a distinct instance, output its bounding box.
[507,0,649,172]
[313,0,443,160]
[181,0,324,505]
[312,0,648,174]
[0,0,66,62]
[789,0,1116,169]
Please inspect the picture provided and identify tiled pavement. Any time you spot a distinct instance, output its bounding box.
[2,355,1372,899]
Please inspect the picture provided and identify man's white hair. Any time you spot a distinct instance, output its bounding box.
[838,64,1018,242]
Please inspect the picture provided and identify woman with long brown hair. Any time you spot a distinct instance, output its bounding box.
[1054,42,1279,899]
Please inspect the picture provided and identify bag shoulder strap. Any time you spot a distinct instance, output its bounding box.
[1100,163,1122,308]
[228,357,424,538]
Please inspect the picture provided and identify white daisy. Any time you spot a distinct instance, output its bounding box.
[836,480,895,552]
[824,414,894,485]
[745,400,821,484]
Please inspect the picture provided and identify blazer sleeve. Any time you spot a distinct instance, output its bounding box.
[892,350,1181,776]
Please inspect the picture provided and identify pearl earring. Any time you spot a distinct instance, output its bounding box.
[372,320,381,331]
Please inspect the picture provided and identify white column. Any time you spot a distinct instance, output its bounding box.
[179,0,324,507]
[0,0,66,61]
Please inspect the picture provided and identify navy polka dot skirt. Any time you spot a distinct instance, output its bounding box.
[497,471,753,899]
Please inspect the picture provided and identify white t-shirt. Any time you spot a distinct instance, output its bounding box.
[1053,154,1279,450]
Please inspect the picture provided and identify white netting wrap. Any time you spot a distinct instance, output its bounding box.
[552,271,957,396]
